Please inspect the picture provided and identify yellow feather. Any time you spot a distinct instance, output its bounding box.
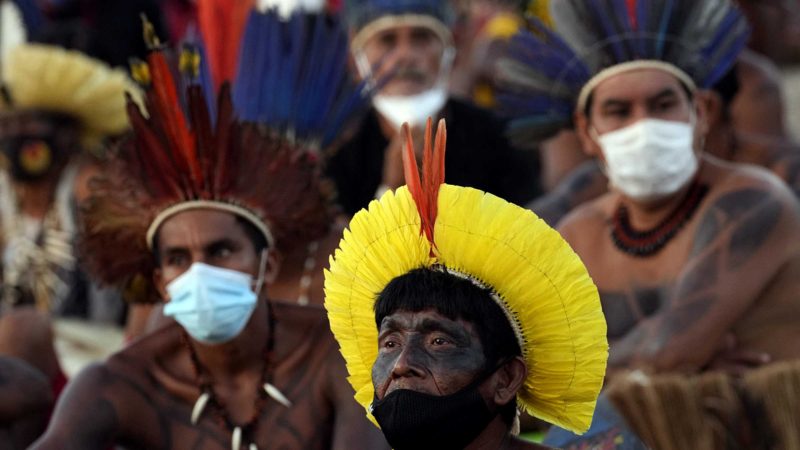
[325,184,608,434]
[2,44,141,148]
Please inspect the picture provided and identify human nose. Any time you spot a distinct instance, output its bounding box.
[390,341,427,379]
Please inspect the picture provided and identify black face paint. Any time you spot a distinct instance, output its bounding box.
[1,137,59,182]
[370,374,495,450]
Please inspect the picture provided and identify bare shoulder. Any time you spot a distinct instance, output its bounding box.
[692,159,800,258]
[271,302,339,367]
[272,302,331,336]
[709,159,799,210]
[737,49,783,91]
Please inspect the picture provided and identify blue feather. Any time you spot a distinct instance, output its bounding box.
[233,10,372,149]
[654,0,675,57]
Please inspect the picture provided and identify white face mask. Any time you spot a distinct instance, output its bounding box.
[595,118,699,203]
[372,87,448,129]
[163,254,266,345]
[356,47,454,129]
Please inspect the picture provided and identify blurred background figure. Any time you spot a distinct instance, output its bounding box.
[33,0,166,67]
[0,356,53,449]
[325,0,539,217]
[448,0,526,108]
[0,43,136,423]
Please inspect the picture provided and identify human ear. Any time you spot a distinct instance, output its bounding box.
[574,112,602,159]
[153,269,169,302]
[693,91,712,136]
[263,249,281,286]
[490,357,527,407]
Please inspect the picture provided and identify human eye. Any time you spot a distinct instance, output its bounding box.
[605,107,628,118]
[656,100,676,112]
[379,32,397,48]
[208,243,235,260]
[379,333,402,350]
[166,252,189,268]
[430,335,454,347]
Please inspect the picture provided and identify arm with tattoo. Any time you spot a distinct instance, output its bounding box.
[0,357,53,449]
[0,357,52,421]
[609,183,800,372]
[30,364,123,449]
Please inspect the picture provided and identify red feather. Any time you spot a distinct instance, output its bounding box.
[627,0,638,29]
[197,0,254,89]
[146,51,201,188]
[402,118,447,253]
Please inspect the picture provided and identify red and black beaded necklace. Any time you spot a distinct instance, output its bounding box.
[182,301,287,450]
[611,181,709,257]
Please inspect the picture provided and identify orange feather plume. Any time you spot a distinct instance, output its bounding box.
[402,118,447,253]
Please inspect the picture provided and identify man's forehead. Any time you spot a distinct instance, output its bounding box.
[380,309,476,334]
[591,68,688,103]
[156,208,245,248]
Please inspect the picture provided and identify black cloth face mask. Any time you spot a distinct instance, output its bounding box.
[370,376,495,450]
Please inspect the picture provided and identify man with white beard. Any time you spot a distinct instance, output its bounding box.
[325,0,538,216]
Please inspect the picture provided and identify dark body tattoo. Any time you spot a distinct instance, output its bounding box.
[32,303,384,450]
[601,187,785,367]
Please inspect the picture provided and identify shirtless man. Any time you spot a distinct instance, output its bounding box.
[530,50,800,227]
[501,0,800,375]
[31,29,387,449]
[33,210,386,449]
[563,68,800,373]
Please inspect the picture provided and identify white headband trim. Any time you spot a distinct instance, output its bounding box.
[146,200,275,250]
[351,14,453,52]
[577,60,696,113]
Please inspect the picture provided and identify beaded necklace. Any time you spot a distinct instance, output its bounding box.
[611,181,709,257]
[183,302,291,450]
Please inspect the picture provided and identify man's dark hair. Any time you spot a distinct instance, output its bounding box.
[152,215,268,267]
[374,267,522,425]
[710,64,741,122]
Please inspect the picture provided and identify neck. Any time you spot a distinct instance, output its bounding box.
[189,298,270,379]
[464,416,516,450]
[620,166,704,231]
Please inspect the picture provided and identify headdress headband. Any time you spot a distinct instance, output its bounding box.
[497,0,750,146]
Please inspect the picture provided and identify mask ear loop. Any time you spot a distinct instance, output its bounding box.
[253,249,269,296]
[588,126,612,181]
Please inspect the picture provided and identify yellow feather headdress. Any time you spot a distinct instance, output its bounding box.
[1,44,138,147]
[324,119,608,434]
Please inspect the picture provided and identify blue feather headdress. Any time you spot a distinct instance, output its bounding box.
[497,0,750,147]
[233,9,372,151]
[343,0,453,31]
[344,0,454,50]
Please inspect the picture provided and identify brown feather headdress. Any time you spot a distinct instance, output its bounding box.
[80,23,331,303]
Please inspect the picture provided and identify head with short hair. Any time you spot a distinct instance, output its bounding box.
[372,267,522,425]
[346,0,455,97]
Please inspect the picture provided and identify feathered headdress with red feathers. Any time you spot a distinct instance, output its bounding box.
[81,15,341,302]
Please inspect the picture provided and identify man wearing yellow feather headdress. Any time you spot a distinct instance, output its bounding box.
[0,43,136,408]
[325,119,608,449]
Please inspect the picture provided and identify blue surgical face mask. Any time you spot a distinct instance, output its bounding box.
[163,256,265,345]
